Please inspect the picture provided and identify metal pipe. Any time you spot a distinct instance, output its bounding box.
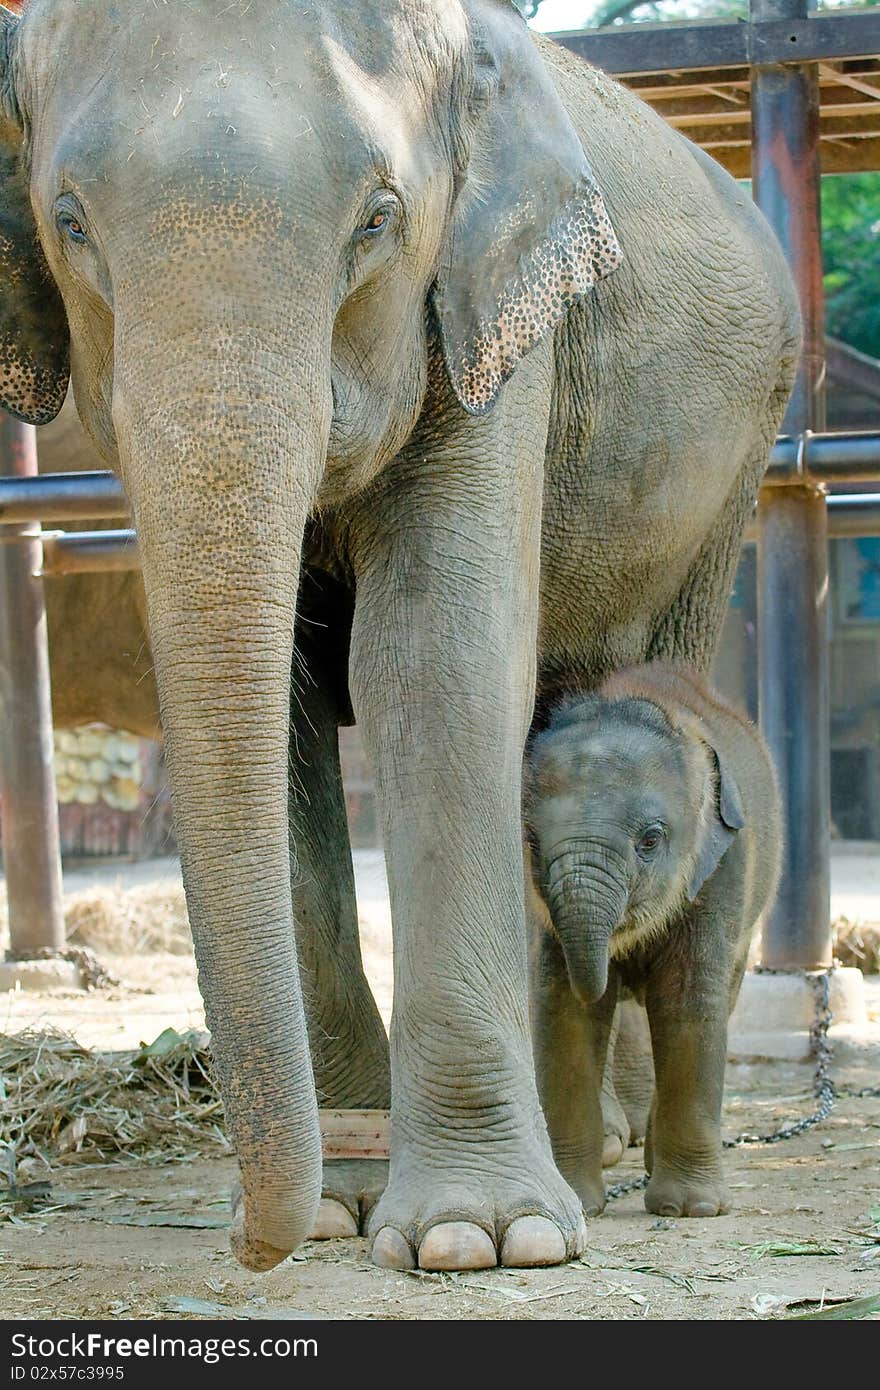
[0,430,876,531]
[0,470,128,523]
[40,530,139,576]
[745,492,880,540]
[15,491,879,581]
[752,0,832,970]
[766,431,880,483]
[0,412,65,957]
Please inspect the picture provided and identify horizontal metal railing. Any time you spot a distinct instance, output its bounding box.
[2,431,879,575]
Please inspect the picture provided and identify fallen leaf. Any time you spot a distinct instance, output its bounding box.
[100,1213,228,1229]
[788,1293,880,1320]
[163,1296,325,1320]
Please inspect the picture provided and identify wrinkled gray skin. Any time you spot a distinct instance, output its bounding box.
[525,662,782,1219]
[1,0,799,1273]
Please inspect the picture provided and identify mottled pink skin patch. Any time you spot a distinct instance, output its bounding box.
[452,182,623,415]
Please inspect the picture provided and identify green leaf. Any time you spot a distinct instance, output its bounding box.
[135,1027,199,1060]
[788,1293,880,1321]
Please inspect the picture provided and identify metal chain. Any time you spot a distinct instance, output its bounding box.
[723,968,835,1147]
[606,968,837,1202]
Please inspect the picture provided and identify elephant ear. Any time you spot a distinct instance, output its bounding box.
[687,745,746,901]
[433,0,622,416]
[0,10,70,424]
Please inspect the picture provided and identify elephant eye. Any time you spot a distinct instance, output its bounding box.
[56,203,88,245]
[356,195,400,242]
[636,824,666,859]
[363,211,389,235]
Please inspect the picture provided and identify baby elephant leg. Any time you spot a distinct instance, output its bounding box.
[599,1008,630,1168]
[612,998,654,1144]
[643,935,732,1218]
[533,934,619,1214]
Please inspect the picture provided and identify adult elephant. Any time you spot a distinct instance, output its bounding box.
[0,0,799,1273]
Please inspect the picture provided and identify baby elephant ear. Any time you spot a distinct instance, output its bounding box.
[687,747,746,901]
[0,16,70,424]
[434,1,622,416]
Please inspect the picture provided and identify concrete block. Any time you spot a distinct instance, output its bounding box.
[0,958,83,992]
[728,967,868,1063]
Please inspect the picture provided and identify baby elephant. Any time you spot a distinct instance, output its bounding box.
[524,662,781,1221]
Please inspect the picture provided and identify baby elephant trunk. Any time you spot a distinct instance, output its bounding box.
[546,858,628,1004]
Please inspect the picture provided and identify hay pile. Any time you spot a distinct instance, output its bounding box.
[0,1028,228,1187]
[0,883,192,957]
[833,917,880,974]
[64,884,191,955]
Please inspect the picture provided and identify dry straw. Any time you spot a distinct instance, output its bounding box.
[0,1027,228,1189]
[832,917,880,974]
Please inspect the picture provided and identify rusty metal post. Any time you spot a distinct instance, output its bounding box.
[0,411,65,956]
[752,0,831,969]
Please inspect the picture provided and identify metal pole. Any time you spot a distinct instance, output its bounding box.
[40,529,139,576]
[0,470,128,523]
[0,411,65,956]
[752,0,831,969]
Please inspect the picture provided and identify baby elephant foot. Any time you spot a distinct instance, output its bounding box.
[309,1159,388,1239]
[601,1088,630,1169]
[645,1164,729,1219]
[367,1146,587,1272]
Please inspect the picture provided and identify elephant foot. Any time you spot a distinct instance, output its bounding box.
[308,1159,388,1239]
[645,1165,729,1219]
[557,1159,606,1218]
[366,1142,586,1271]
[600,1086,629,1169]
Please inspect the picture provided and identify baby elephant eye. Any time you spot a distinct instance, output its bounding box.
[637,824,666,858]
[56,208,88,245]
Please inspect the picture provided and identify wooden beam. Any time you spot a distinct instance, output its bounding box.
[319,1108,390,1161]
[553,11,880,77]
[709,134,880,177]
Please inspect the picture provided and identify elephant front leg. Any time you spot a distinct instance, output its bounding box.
[348,386,585,1274]
[532,930,620,1214]
[643,926,734,1219]
[289,588,390,1237]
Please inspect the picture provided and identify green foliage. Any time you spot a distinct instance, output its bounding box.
[822,173,880,360]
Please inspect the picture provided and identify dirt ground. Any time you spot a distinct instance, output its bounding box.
[1,855,879,1321]
[1,1100,878,1321]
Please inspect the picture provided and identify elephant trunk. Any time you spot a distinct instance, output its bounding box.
[545,853,629,1004]
[113,323,331,1271]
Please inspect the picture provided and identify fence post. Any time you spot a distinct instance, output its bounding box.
[0,410,65,956]
[751,0,832,969]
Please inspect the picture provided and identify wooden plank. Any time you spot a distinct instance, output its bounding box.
[554,12,880,77]
[818,62,880,101]
[708,134,880,178]
[319,1108,390,1160]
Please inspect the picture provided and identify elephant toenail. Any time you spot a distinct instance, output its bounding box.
[418,1222,497,1271]
[500,1215,567,1268]
[574,1213,588,1256]
[688,1201,718,1218]
[371,1227,416,1270]
[310,1198,358,1240]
